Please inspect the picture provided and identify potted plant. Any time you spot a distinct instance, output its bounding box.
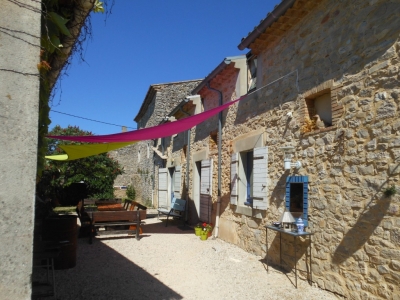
[199,222,213,240]
[194,223,202,236]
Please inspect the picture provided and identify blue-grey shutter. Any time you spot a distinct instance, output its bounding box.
[173,166,181,199]
[230,153,239,205]
[252,146,268,210]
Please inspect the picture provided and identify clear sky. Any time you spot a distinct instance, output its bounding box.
[49,0,281,135]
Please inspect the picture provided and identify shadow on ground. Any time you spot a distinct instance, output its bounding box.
[33,223,184,299]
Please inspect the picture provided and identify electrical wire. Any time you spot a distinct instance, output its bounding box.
[51,110,136,130]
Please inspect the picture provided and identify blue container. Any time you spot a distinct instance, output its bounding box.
[296,217,304,233]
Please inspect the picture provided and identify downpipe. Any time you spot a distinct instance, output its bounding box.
[206,83,222,238]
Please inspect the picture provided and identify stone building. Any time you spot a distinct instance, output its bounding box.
[137,0,400,298]
[110,79,202,205]
[229,1,400,298]
[166,55,249,224]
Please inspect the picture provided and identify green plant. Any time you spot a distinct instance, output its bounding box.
[53,206,76,214]
[37,125,124,205]
[384,185,397,197]
[126,185,136,200]
[201,222,213,233]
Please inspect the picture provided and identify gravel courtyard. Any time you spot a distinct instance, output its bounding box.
[34,213,340,300]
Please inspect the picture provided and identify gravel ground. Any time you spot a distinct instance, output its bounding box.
[34,212,340,300]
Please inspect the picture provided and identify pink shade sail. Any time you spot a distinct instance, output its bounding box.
[48,97,242,143]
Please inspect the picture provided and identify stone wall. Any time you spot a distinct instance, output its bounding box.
[0,1,41,298]
[154,0,400,298]
[111,80,202,205]
[218,0,400,298]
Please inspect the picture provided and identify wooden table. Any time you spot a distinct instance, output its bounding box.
[96,203,125,211]
[88,209,143,243]
[265,225,313,288]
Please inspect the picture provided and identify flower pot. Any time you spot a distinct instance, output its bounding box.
[200,232,208,240]
[194,227,202,236]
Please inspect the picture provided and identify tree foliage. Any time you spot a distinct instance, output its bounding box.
[37,125,124,205]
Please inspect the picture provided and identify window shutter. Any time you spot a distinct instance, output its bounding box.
[252,146,268,210]
[302,176,309,227]
[174,166,181,199]
[285,178,291,212]
[230,153,238,205]
[158,168,168,208]
[200,159,212,195]
[200,159,213,222]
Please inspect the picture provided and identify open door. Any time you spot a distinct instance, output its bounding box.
[158,168,168,208]
[192,161,201,221]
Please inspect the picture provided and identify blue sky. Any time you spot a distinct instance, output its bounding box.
[49,0,280,135]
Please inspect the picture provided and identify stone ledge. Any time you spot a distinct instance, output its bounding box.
[301,125,338,137]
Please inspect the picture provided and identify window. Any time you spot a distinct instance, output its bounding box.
[305,92,332,130]
[301,80,343,134]
[241,151,253,206]
[247,52,257,92]
[231,146,268,210]
[285,176,309,227]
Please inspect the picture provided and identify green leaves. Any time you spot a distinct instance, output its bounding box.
[48,12,72,37]
[37,126,124,205]
[93,0,105,13]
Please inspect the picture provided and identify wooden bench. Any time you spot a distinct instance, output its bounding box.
[157,199,186,227]
[123,200,147,234]
[89,210,143,243]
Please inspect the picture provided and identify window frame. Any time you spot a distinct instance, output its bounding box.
[285,176,309,227]
[230,146,268,211]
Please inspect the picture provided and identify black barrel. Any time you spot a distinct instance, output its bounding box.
[43,215,77,270]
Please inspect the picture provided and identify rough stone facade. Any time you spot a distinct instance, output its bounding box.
[235,1,400,298]
[110,80,202,205]
[0,1,41,298]
[135,0,400,299]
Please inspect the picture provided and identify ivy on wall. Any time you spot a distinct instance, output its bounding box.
[37,0,107,178]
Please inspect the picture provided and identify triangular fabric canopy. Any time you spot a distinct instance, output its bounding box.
[47,97,242,143]
[45,141,136,161]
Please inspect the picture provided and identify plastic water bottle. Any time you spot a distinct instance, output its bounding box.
[296,217,304,233]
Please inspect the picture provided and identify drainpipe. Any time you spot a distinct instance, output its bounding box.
[179,104,191,223]
[161,116,170,168]
[205,83,223,238]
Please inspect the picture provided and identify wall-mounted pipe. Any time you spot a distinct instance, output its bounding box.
[205,83,222,238]
[179,105,191,223]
